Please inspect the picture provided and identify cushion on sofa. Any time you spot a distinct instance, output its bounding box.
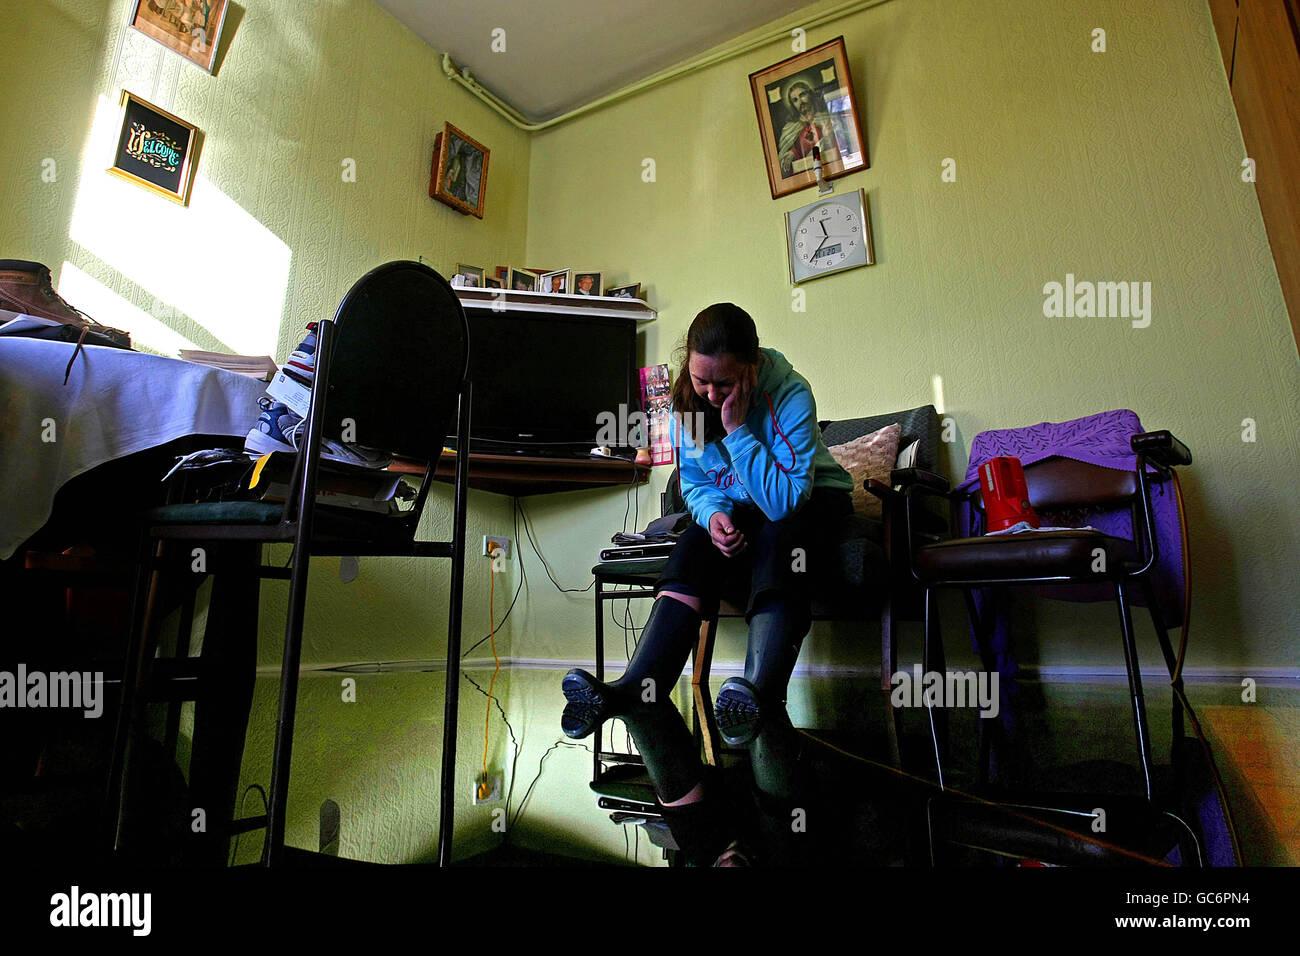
[827,422,901,518]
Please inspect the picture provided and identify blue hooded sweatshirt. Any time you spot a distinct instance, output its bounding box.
[670,347,853,530]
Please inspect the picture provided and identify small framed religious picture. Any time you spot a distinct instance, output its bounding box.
[430,122,489,218]
[749,36,868,199]
[108,90,201,205]
[128,0,229,73]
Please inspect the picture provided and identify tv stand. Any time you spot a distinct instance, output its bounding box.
[391,449,650,497]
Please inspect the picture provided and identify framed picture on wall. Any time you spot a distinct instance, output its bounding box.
[107,90,201,205]
[430,123,490,218]
[749,36,868,199]
[128,0,229,73]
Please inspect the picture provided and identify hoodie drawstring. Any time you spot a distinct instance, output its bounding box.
[764,391,797,473]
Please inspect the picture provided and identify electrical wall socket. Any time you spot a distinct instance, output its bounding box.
[482,535,511,559]
[472,772,502,805]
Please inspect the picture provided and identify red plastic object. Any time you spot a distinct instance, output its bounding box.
[978,456,1041,533]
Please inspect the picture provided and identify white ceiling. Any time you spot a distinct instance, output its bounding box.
[374,0,826,121]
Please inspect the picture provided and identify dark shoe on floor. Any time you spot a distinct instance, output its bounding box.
[561,668,616,738]
[715,676,763,746]
[712,839,754,867]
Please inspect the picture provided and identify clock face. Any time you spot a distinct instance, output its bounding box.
[785,189,874,283]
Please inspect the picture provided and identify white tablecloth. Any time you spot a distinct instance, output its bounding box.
[0,337,270,559]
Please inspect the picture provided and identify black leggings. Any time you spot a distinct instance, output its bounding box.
[656,488,852,617]
[629,488,851,802]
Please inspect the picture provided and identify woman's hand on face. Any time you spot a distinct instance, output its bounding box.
[721,364,756,435]
[708,512,746,557]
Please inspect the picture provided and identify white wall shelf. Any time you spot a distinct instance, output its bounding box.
[455,288,656,323]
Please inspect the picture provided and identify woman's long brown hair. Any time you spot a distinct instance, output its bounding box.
[670,303,760,447]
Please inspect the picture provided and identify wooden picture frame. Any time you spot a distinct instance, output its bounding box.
[749,36,868,199]
[128,0,229,73]
[508,268,539,292]
[430,122,489,218]
[107,90,201,205]
[605,283,641,300]
[455,263,485,287]
[539,269,571,294]
[572,272,602,296]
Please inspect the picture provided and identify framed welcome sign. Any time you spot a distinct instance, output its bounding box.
[108,91,200,205]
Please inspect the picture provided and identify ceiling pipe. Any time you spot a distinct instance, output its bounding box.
[441,0,895,132]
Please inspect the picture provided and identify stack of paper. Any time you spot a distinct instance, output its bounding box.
[180,350,278,381]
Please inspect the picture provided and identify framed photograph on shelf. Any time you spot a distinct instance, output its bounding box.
[483,276,502,289]
[508,268,539,292]
[606,283,641,300]
[455,263,485,287]
[573,272,602,296]
[128,0,229,73]
[430,122,489,218]
[494,266,509,285]
[107,90,201,205]
[539,269,570,294]
[749,36,867,199]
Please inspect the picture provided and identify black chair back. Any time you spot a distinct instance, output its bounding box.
[325,261,469,461]
[967,457,1140,515]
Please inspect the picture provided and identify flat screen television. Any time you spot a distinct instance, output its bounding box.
[455,305,637,454]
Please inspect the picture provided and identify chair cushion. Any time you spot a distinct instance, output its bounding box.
[914,530,1138,583]
[592,558,668,585]
[146,501,285,525]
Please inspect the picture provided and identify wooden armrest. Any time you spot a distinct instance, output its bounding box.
[865,477,898,501]
[1131,430,1191,467]
[890,467,951,492]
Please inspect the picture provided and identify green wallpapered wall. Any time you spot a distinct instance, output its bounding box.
[505,0,1299,858]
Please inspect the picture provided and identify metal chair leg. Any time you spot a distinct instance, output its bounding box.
[961,588,996,788]
[1140,577,1185,749]
[593,578,605,782]
[923,587,946,789]
[880,597,905,769]
[1114,579,1155,802]
[162,590,196,761]
[105,533,163,857]
[262,547,311,867]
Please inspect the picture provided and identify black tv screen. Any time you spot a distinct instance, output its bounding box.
[459,307,636,450]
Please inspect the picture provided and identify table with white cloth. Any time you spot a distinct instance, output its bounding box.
[0,336,269,559]
[0,336,271,864]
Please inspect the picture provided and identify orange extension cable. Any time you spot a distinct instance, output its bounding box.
[479,551,502,800]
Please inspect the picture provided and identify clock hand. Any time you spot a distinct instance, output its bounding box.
[819,218,828,236]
